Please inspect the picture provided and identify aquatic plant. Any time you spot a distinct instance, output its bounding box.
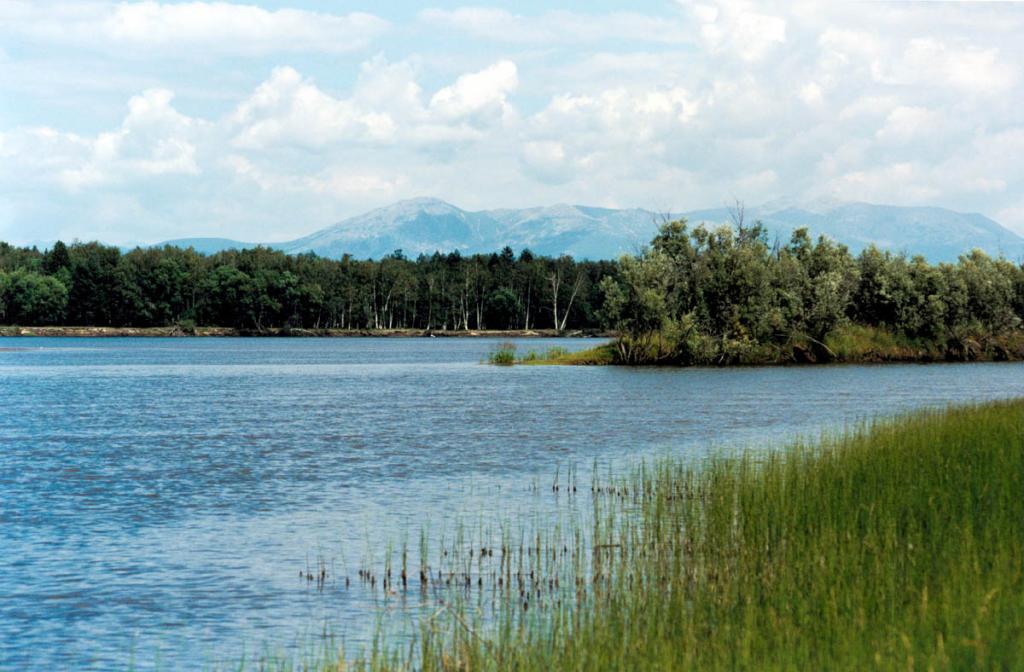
[412,400,1024,670]
[487,342,517,365]
[496,344,616,365]
[229,399,1024,670]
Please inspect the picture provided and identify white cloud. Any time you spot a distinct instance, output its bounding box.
[736,169,778,193]
[995,202,1024,236]
[429,60,518,123]
[686,0,786,62]
[876,38,1017,95]
[1,1,388,56]
[419,8,690,44]
[876,106,942,143]
[228,59,520,153]
[2,58,525,210]
[230,67,396,149]
[225,155,405,198]
[827,162,941,204]
[818,28,882,67]
[530,87,699,147]
[520,141,573,184]
[799,82,823,106]
[353,56,425,112]
[79,88,204,184]
[3,2,1024,243]
[838,96,899,121]
[1,89,203,192]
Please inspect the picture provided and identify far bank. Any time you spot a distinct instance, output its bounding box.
[496,325,1024,366]
[0,325,613,339]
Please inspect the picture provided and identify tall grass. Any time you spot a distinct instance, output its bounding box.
[424,400,1024,670]
[237,400,1024,670]
[487,342,517,365]
[490,343,616,365]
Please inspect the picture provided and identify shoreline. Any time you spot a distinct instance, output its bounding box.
[0,325,614,339]
[509,330,1024,366]
[6,325,1022,367]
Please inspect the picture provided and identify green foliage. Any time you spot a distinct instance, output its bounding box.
[2,221,1023,349]
[824,323,906,360]
[484,287,520,329]
[599,218,1024,365]
[418,401,1024,670]
[540,345,569,360]
[0,240,611,331]
[519,346,571,363]
[229,400,1024,671]
[556,343,617,365]
[0,269,68,325]
[487,341,517,365]
[518,342,618,365]
[412,399,1023,671]
[490,344,610,366]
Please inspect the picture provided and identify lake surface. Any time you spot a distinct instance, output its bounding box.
[2,337,1024,669]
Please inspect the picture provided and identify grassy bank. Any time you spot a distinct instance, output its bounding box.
[251,399,1024,670]
[529,324,1024,367]
[487,341,617,365]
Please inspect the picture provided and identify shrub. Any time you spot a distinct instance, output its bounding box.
[488,341,517,365]
[177,318,197,335]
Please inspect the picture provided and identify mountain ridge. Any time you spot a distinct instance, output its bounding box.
[157,198,1024,263]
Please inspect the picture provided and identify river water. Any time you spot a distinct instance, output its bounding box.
[2,337,1023,669]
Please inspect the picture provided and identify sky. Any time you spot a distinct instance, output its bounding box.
[1,1,1024,245]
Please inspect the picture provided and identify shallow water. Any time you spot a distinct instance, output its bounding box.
[2,337,1023,669]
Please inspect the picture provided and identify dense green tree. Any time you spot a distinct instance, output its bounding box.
[599,216,1024,363]
[2,226,1023,354]
[0,270,68,325]
[42,240,71,279]
[66,242,122,326]
[958,251,1020,333]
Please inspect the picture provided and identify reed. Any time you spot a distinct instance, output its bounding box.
[487,342,517,365]
[515,344,616,365]
[234,399,1024,670]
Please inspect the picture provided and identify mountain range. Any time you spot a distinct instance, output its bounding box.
[160,197,1024,263]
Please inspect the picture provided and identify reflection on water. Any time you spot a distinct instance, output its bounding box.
[2,337,1023,669]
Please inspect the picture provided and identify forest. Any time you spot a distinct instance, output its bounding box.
[596,216,1024,363]
[0,240,613,332]
[2,214,1024,363]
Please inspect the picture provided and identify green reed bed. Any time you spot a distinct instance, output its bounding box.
[422,401,1024,671]
[487,342,616,365]
[486,342,518,365]
[243,400,1024,671]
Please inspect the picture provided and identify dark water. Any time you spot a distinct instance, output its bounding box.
[2,337,1024,669]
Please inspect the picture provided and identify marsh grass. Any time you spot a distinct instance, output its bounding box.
[519,346,570,363]
[487,342,517,365]
[486,343,615,365]
[236,400,1024,671]
[514,343,616,366]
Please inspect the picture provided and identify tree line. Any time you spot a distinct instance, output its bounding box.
[2,214,1023,360]
[0,241,613,332]
[598,211,1024,363]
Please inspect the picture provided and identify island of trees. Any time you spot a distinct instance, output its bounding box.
[2,214,1023,364]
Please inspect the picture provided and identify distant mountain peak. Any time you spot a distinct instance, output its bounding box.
[156,197,1024,263]
[386,196,461,214]
[759,195,849,215]
[541,203,588,216]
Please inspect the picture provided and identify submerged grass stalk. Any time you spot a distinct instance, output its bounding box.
[238,400,1024,670]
